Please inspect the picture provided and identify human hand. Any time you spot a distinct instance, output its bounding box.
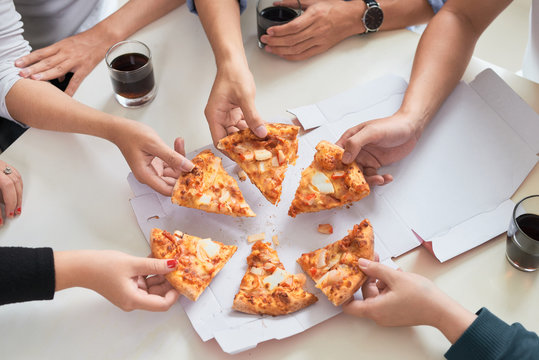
[15,27,112,96]
[0,160,22,225]
[205,63,267,145]
[55,250,180,312]
[111,120,194,196]
[342,259,476,343]
[335,113,421,186]
[261,0,358,61]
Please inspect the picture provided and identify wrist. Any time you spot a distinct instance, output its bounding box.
[346,0,368,36]
[54,250,95,291]
[429,297,477,344]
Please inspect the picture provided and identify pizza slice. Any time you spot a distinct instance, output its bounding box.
[288,140,370,217]
[150,228,237,301]
[297,219,374,306]
[217,123,300,205]
[233,241,318,316]
[171,149,255,217]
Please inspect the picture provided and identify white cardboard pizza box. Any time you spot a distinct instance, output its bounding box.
[128,69,538,353]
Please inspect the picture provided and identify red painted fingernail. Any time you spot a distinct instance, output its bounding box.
[0,218,3,225]
[16,207,21,214]
[167,259,177,268]
[9,212,13,217]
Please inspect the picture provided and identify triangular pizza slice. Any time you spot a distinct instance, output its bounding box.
[171,150,255,217]
[288,140,370,217]
[233,241,318,316]
[217,123,299,205]
[150,228,237,301]
[297,220,374,306]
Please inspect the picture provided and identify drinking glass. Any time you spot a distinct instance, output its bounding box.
[105,40,156,108]
[506,195,539,272]
[257,0,302,49]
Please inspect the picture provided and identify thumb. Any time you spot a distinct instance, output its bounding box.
[133,257,178,276]
[341,125,378,164]
[157,143,194,173]
[174,137,186,156]
[358,258,397,287]
[239,96,267,138]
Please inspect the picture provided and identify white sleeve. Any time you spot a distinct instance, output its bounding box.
[0,0,32,125]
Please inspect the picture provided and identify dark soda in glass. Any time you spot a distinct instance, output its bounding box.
[110,53,155,99]
[506,213,539,271]
[257,6,299,48]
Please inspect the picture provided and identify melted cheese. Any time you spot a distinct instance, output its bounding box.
[311,171,334,194]
[198,238,220,258]
[263,267,287,291]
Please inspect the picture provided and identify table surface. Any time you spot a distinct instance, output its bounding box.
[1,4,538,359]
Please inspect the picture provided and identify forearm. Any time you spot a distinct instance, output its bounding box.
[5,78,125,143]
[397,0,511,136]
[194,0,248,69]
[92,0,186,45]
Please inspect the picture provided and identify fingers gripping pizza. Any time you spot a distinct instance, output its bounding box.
[233,241,318,316]
[297,220,374,306]
[288,140,370,217]
[217,123,300,205]
[151,228,237,301]
[171,150,255,217]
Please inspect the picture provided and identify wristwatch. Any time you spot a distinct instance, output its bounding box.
[361,0,384,34]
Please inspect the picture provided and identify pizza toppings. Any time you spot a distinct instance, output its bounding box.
[237,169,247,181]
[288,141,370,217]
[217,123,300,205]
[171,150,255,217]
[311,171,335,194]
[318,223,334,234]
[150,228,238,302]
[233,241,318,316]
[248,232,265,243]
[297,220,374,306]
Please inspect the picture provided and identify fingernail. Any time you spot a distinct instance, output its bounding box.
[16,207,21,214]
[15,59,23,67]
[19,69,28,77]
[9,212,14,217]
[167,259,177,268]
[267,28,274,35]
[254,125,267,138]
[0,218,3,225]
[31,74,42,80]
[265,46,272,53]
[358,258,370,269]
[342,152,352,164]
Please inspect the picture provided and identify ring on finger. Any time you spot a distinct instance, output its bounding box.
[3,167,12,175]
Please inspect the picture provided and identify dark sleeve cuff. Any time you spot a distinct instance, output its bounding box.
[445,307,539,360]
[0,247,55,305]
[187,0,247,15]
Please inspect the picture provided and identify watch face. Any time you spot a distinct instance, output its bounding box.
[364,6,384,31]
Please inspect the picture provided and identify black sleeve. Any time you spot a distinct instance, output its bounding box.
[0,247,55,305]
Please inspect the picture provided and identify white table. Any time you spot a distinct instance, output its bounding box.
[1,4,538,359]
